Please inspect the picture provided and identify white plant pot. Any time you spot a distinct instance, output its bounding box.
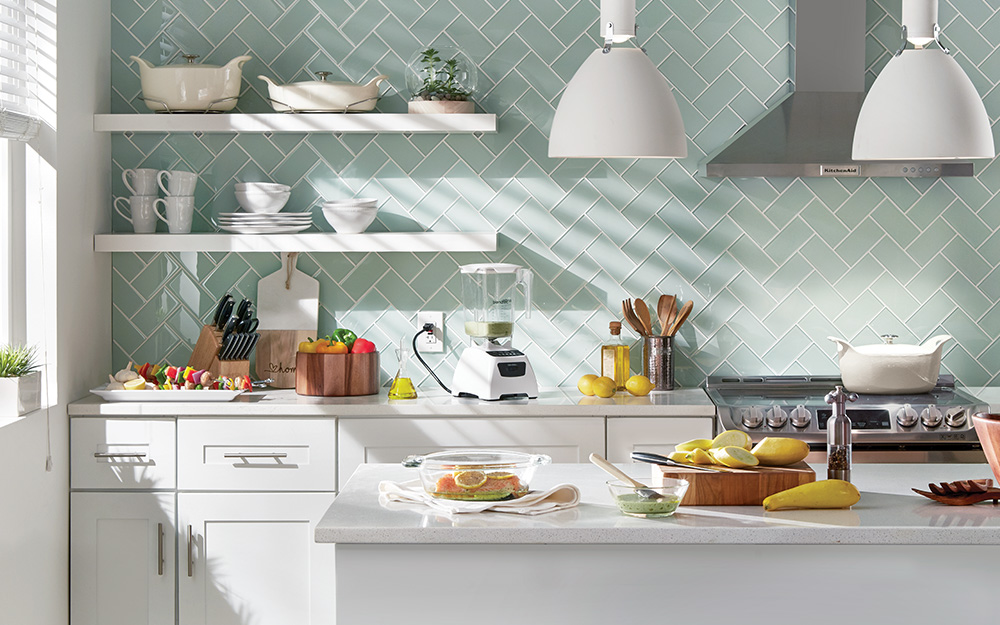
[0,370,40,416]
[408,100,475,114]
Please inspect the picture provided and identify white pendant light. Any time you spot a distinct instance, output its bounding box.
[548,0,687,159]
[853,0,994,160]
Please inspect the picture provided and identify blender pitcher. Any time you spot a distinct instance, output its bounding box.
[451,263,538,400]
[460,263,533,344]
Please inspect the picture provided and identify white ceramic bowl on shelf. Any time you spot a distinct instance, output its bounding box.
[236,189,291,214]
[321,198,378,233]
[236,182,290,194]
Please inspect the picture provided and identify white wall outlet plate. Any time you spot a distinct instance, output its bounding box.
[416,312,444,353]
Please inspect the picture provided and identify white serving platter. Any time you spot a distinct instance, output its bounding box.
[90,386,244,402]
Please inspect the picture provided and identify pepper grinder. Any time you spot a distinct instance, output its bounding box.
[825,385,858,481]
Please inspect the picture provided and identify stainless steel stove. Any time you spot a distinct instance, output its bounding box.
[706,375,988,463]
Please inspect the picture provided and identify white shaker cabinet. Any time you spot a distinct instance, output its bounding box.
[178,493,336,625]
[70,492,176,625]
[606,417,714,464]
[70,417,337,625]
[338,417,605,489]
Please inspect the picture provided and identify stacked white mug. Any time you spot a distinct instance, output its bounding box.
[155,170,198,234]
[115,168,160,233]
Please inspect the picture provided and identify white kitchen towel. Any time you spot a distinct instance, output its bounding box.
[378,479,580,516]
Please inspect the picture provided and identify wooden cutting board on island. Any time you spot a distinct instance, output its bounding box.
[651,462,815,506]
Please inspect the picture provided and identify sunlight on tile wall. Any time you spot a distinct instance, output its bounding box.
[110,0,1000,387]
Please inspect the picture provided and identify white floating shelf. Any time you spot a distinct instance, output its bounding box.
[94,232,497,253]
[94,113,497,134]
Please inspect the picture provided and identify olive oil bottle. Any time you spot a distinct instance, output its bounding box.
[601,321,630,391]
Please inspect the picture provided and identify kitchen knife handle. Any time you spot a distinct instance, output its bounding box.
[630,451,728,472]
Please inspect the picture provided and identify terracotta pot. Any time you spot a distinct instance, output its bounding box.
[295,352,379,396]
[407,99,474,114]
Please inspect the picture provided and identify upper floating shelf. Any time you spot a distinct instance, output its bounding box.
[93,232,497,253]
[93,113,497,134]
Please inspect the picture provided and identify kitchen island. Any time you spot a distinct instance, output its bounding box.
[319,463,1000,625]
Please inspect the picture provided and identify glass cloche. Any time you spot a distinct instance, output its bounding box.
[406,46,478,114]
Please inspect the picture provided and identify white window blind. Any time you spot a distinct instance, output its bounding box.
[0,0,38,141]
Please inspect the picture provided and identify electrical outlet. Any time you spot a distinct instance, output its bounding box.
[416,312,444,353]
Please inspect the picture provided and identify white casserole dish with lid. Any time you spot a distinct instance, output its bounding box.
[828,334,952,394]
[130,53,252,112]
[258,72,389,112]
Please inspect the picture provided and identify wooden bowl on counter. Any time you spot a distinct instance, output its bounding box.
[295,351,379,397]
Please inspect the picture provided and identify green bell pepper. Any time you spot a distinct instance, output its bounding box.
[329,328,357,350]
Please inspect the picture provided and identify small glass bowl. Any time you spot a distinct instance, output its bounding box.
[607,478,689,518]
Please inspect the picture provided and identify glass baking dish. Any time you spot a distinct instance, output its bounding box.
[402,449,551,501]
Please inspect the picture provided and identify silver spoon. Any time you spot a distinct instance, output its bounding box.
[589,453,662,500]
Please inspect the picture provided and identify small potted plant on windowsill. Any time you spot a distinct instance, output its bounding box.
[406,46,478,114]
[0,344,41,416]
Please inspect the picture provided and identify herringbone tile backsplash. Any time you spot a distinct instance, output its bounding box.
[110,0,1000,388]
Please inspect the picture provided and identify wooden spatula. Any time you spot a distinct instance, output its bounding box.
[667,300,693,336]
[634,298,654,335]
[657,294,676,336]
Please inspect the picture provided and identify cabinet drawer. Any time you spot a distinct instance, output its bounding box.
[606,417,714,464]
[177,419,336,491]
[71,418,176,490]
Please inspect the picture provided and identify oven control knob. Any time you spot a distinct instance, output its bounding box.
[742,407,764,428]
[766,406,788,428]
[920,405,943,428]
[789,405,811,428]
[895,404,918,427]
[945,408,968,428]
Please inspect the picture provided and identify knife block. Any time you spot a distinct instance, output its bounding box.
[189,324,250,379]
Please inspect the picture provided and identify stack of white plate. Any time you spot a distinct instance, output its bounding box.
[218,212,312,234]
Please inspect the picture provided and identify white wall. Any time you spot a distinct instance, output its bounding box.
[0,1,111,623]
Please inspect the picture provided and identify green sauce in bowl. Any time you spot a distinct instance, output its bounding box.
[615,493,680,517]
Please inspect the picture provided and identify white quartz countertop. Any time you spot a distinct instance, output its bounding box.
[67,386,715,417]
[316,462,1000,545]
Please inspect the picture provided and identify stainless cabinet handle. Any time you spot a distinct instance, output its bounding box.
[157,523,164,576]
[93,452,147,459]
[222,452,287,459]
[187,525,194,578]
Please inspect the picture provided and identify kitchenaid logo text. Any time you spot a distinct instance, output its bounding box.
[820,165,860,176]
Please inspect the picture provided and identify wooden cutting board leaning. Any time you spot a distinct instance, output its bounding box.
[650,462,816,506]
[255,252,319,388]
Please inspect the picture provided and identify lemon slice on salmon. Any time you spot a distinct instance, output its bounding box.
[454,470,488,489]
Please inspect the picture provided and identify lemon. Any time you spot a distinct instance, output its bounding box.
[689,448,715,465]
[711,446,759,468]
[124,377,146,391]
[675,438,713,452]
[751,437,810,466]
[454,470,488,489]
[624,375,654,396]
[591,376,616,398]
[711,429,753,450]
[577,374,599,396]
[667,451,692,463]
[763,479,860,511]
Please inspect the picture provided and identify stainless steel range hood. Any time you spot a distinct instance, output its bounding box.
[700,0,974,178]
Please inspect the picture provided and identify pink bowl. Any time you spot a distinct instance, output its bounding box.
[972,413,1000,483]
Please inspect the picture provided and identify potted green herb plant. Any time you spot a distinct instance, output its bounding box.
[406,46,478,114]
[0,344,41,416]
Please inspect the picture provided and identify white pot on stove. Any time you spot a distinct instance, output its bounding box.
[828,334,952,395]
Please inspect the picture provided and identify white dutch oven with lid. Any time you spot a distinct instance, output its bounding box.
[258,72,388,112]
[828,334,952,394]
[130,53,252,112]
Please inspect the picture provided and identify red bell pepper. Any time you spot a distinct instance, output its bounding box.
[351,338,376,354]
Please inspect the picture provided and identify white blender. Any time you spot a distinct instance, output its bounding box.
[451,263,538,401]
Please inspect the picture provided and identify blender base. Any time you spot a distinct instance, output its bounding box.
[451,344,539,401]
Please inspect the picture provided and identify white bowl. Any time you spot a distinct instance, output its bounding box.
[236,182,290,193]
[322,204,377,234]
[236,189,291,214]
[322,198,377,208]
